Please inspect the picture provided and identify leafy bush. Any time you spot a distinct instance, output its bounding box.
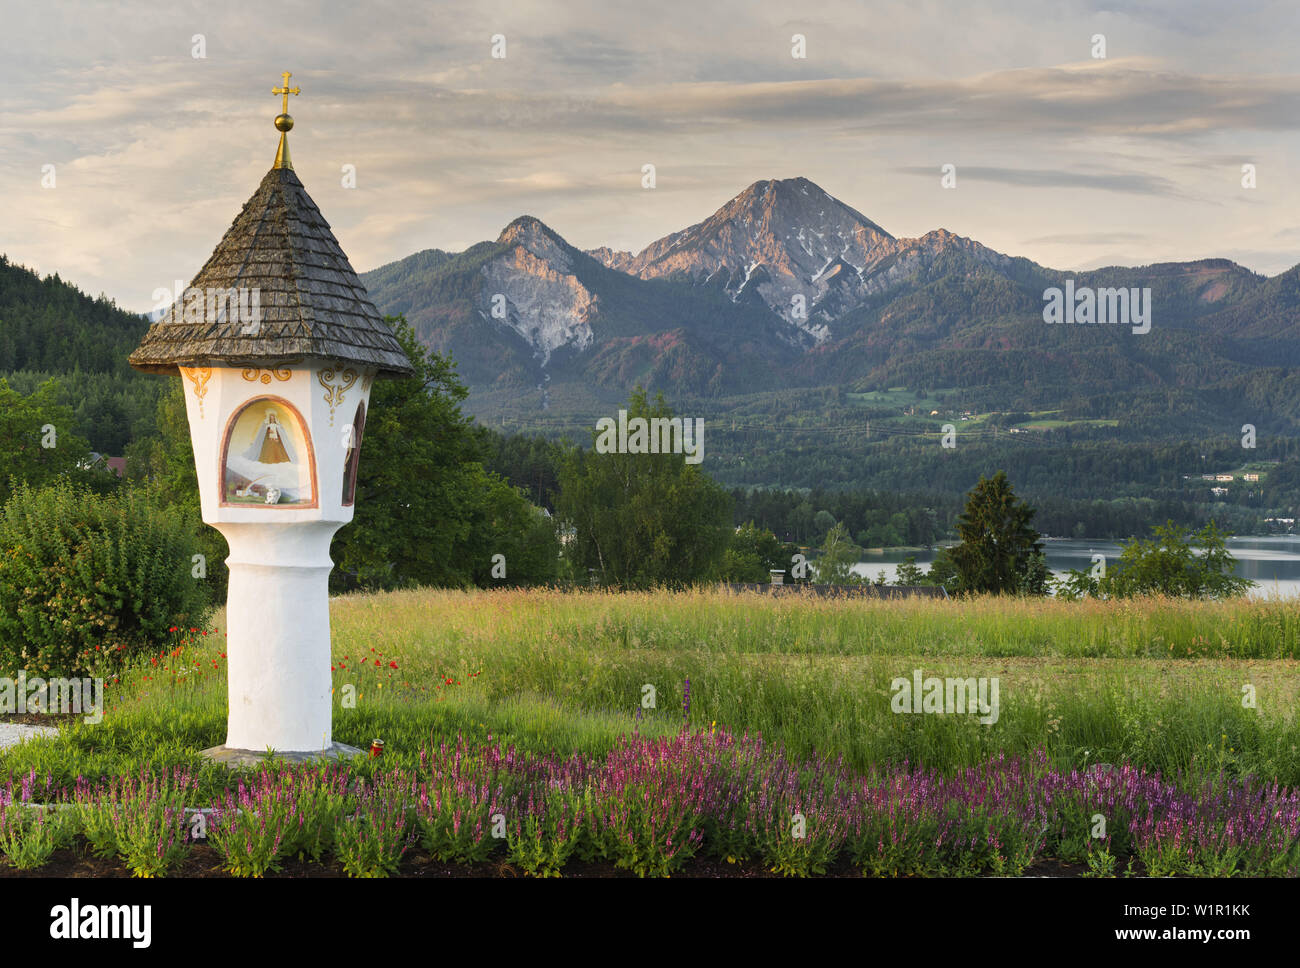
[277,767,356,862]
[207,783,302,878]
[505,791,583,876]
[1057,521,1254,601]
[335,776,417,877]
[0,481,214,677]
[0,771,74,870]
[716,521,792,583]
[415,741,516,864]
[71,777,121,859]
[0,804,74,869]
[91,769,196,878]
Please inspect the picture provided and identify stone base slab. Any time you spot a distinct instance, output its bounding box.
[200,742,363,769]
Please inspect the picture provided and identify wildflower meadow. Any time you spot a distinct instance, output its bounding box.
[2,587,1299,877]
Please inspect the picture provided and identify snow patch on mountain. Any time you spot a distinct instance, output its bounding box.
[590,177,896,342]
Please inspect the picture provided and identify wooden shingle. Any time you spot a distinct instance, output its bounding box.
[129,166,414,377]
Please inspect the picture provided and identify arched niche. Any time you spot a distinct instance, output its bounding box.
[220,395,318,507]
[341,400,366,506]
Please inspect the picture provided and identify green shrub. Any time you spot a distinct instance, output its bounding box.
[0,802,75,870]
[0,481,214,677]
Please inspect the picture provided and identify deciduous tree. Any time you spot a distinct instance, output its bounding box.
[556,387,732,588]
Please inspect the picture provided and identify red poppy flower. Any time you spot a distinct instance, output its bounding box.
[389,661,398,669]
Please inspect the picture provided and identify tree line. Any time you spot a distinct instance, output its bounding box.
[0,257,1272,598]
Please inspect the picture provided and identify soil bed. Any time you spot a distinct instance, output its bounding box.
[0,841,1102,878]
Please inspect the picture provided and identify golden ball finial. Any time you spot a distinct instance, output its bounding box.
[271,72,301,171]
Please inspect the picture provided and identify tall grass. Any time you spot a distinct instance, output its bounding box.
[334,586,1300,663]
[4,588,1299,793]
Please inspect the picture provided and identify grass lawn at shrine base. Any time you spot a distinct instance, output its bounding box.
[4,587,1300,877]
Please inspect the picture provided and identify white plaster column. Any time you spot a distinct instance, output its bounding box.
[216,521,342,752]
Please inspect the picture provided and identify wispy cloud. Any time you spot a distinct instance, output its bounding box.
[897,165,1187,198]
[3,0,1300,306]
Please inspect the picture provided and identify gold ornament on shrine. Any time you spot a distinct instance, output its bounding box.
[272,71,301,171]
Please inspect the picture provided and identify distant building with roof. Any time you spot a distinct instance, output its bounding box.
[83,453,126,477]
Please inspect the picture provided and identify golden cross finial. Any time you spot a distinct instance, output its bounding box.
[271,71,301,171]
[272,71,300,114]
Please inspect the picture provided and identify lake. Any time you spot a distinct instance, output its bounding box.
[850,536,1300,599]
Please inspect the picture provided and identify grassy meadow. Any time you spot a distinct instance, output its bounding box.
[6,588,1300,798]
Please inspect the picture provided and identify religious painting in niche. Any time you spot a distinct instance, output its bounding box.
[341,401,366,506]
[222,398,315,506]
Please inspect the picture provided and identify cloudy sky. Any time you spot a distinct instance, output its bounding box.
[3,0,1299,312]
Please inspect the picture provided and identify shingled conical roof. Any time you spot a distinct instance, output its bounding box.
[129,166,414,377]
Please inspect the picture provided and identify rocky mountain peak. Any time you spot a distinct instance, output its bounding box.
[482,216,594,365]
[497,216,575,270]
[586,177,901,342]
